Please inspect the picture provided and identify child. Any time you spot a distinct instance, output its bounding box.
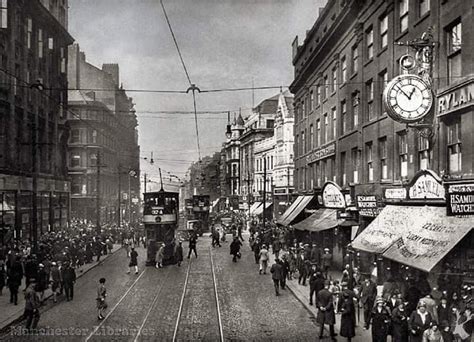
[96,278,107,320]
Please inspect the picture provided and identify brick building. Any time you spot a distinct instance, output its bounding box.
[290,0,473,280]
[0,0,73,246]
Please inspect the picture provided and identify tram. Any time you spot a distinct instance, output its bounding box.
[143,189,179,266]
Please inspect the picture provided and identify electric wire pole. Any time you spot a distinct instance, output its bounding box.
[96,151,101,234]
[31,119,38,254]
[263,156,266,232]
[118,165,121,228]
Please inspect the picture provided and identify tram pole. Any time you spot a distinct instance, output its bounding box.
[118,164,121,229]
[263,156,266,232]
[96,150,101,234]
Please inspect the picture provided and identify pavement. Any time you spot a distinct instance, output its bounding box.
[266,250,372,341]
[0,244,122,332]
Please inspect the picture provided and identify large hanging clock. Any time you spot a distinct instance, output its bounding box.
[383,74,433,123]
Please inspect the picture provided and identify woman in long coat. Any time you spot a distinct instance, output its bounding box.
[155,244,165,268]
[340,292,356,341]
[370,297,392,342]
[409,302,433,342]
[392,302,409,342]
[230,237,242,262]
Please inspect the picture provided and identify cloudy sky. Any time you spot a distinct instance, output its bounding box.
[69,0,326,190]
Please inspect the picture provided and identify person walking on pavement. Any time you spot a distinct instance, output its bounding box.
[391,302,409,342]
[7,256,23,305]
[321,248,332,279]
[230,237,242,262]
[212,228,221,248]
[369,297,391,342]
[175,241,183,267]
[62,262,76,301]
[259,244,269,275]
[127,247,138,274]
[96,277,107,320]
[36,263,49,304]
[297,252,308,286]
[24,278,41,331]
[360,277,378,330]
[187,233,198,259]
[252,239,261,264]
[155,243,165,268]
[50,262,61,303]
[237,223,244,241]
[309,266,323,306]
[272,239,281,260]
[317,280,337,340]
[270,258,284,296]
[340,291,356,341]
[409,301,433,342]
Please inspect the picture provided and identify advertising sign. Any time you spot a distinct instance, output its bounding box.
[321,182,346,209]
[446,183,474,216]
[408,171,445,200]
[356,195,383,217]
[306,143,336,164]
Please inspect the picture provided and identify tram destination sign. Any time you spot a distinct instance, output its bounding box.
[446,183,474,216]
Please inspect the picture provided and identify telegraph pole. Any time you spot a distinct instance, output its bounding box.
[118,165,121,229]
[31,119,38,254]
[263,156,266,232]
[96,151,101,234]
[128,172,131,224]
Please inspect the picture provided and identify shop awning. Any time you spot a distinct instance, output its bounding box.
[293,208,340,232]
[352,205,473,272]
[254,202,272,216]
[277,195,314,226]
[249,202,262,215]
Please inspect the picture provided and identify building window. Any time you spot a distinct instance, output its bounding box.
[352,44,359,74]
[90,154,97,167]
[27,18,32,49]
[323,75,328,99]
[48,37,54,50]
[341,100,347,134]
[341,152,346,185]
[366,142,374,182]
[316,119,321,147]
[447,21,462,85]
[447,119,461,173]
[418,135,430,170]
[60,47,66,73]
[316,84,321,106]
[309,91,314,112]
[71,154,81,167]
[70,129,80,143]
[295,134,299,157]
[379,137,388,180]
[380,14,388,49]
[302,130,305,154]
[352,92,359,128]
[419,0,430,17]
[400,0,409,33]
[38,29,44,58]
[366,27,374,60]
[310,124,314,150]
[351,148,360,183]
[321,160,327,183]
[398,131,408,178]
[379,69,388,114]
[266,119,274,128]
[341,56,347,84]
[302,100,306,119]
[367,79,374,120]
[331,67,337,93]
[332,107,337,139]
[0,0,7,29]
[316,161,321,187]
[324,113,328,144]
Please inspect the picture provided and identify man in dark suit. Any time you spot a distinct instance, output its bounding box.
[317,280,337,340]
[270,259,284,296]
[360,277,377,329]
[62,262,76,301]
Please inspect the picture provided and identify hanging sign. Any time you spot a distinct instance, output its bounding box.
[446,182,474,216]
[356,195,384,217]
[321,182,346,209]
[384,188,407,201]
[408,170,445,200]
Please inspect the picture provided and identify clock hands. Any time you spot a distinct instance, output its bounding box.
[394,85,411,99]
[408,87,416,100]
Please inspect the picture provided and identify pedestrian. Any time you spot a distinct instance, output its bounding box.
[272,239,281,259]
[316,280,337,341]
[127,247,138,274]
[422,321,444,342]
[360,277,378,329]
[340,292,356,341]
[187,233,198,259]
[212,228,221,248]
[280,255,290,290]
[50,262,61,303]
[258,244,269,275]
[24,278,41,331]
[297,253,308,286]
[369,297,391,342]
[8,256,23,305]
[321,248,332,279]
[237,223,244,241]
[270,258,284,296]
[309,266,323,306]
[230,237,242,262]
[409,301,433,342]
[175,241,183,267]
[62,262,76,301]
[96,277,107,320]
[310,243,320,264]
[252,239,261,264]
[391,302,409,342]
[36,263,49,304]
[155,243,165,268]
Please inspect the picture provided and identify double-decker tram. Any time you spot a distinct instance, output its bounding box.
[143,189,179,266]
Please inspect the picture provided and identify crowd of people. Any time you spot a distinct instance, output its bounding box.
[247,220,473,342]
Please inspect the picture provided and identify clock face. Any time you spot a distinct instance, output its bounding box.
[383,75,433,123]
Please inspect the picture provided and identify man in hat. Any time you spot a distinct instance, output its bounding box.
[175,241,183,267]
[50,262,61,303]
[36,263,49,303]
[127,247,139,274]
[360,277,377,330]
[316,280,337,340]
[259,244,269,274]
[24,278,41,331]
[309,265,324,306]
[321,248,332,279]
[62,261,76,301]
[270,258,284,296]
[310,243,320,265]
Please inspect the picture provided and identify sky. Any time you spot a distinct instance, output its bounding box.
[68,0,327,191]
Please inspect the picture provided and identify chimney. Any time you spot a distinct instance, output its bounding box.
[102,64,120,87]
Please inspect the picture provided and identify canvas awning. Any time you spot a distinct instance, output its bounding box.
[277,195,314,226]
[254,202,272,216]
[352,205,473,272]
[249,202,262,215]
[293,208,340,232]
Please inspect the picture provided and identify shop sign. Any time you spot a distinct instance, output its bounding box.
[321,182,346,209]
[356,195,384,217]
[384,188,407,200]
[446,183,474,216]
[306,142,336,164]
[438,81,474,116]
[408,170,445,200]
